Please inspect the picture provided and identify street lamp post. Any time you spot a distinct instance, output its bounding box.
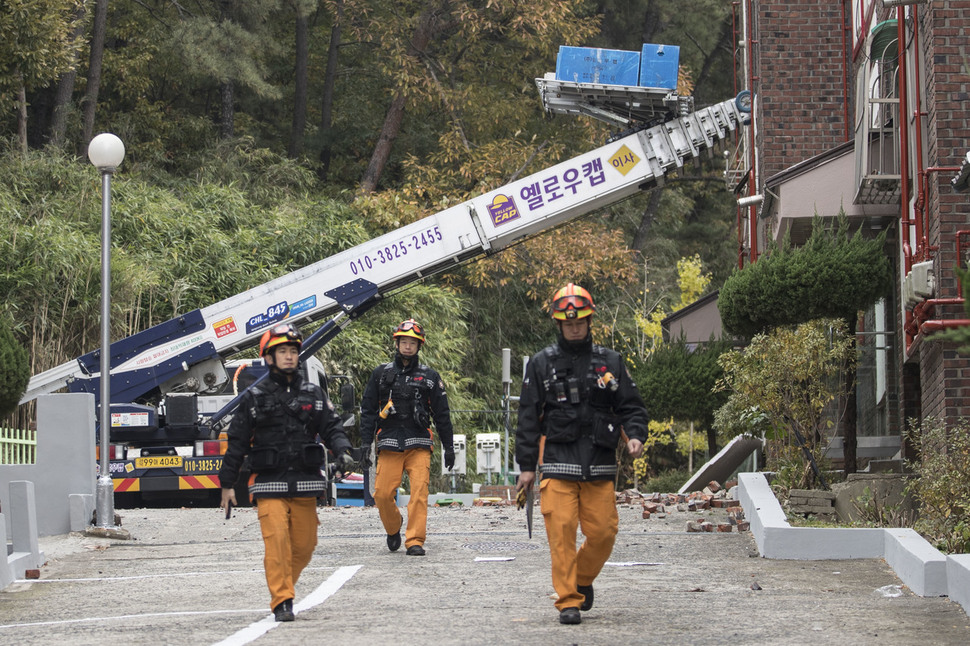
[88,133,125,529]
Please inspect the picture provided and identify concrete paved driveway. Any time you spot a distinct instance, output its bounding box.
[2,503,969,645]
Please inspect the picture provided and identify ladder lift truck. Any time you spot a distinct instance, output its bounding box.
[19,64,746,506]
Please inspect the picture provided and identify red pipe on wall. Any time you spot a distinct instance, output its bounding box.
[896,7,912,276]
[746,0,758,263]
[841,0,850,142]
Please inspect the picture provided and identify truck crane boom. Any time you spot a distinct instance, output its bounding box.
[22,96,742,408]
[19,83,744,505]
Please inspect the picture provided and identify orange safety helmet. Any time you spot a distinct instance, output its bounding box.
[259,322,303,356]
[392,318,426,345]
[550,283,595,320]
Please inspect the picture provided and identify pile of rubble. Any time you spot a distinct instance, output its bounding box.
[468,481,751,534]
[616,480,750,533]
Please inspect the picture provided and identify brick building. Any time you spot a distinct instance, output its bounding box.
[729,0,970,464]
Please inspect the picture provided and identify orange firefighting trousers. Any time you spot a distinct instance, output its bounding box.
[256,496,319,610]
[540,477,619,611]
[373,448,430,548]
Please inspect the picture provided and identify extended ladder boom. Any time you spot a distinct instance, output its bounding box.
[21,97,743,406]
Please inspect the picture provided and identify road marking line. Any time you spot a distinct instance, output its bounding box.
[0,565,362,636]
[212,565,362,646]
[0,609,265,630]
[12,565,332,584]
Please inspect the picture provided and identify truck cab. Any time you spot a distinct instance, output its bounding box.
[108,357,332,508]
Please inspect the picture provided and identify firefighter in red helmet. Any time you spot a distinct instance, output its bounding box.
[515,284,648,625]
[219,322,354,621]
[359,318,455,556]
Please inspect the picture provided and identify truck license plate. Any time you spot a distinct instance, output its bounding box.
[135,456,184,469]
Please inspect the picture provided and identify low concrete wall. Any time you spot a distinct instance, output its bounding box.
[738,472,969,613]
[1,393,96,537]
[1,481,44,590]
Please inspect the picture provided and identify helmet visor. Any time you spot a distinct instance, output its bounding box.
[552,294,593,319]
[269,323,303,342]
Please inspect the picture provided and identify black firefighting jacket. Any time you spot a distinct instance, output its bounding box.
[515,335,648,482]
[218,369,352,499]
[359,354,454,454]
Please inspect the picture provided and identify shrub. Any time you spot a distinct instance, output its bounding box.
[0,320,29,417]
[905,417,970,554]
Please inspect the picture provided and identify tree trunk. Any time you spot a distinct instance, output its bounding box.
[706,426,717,458]
[287,5,309,159]
[50,71,78,148]
[842,317,859,475]
[81,0,108,151]
[360,93,407,193]
[359,6,437,194]
[318,0,343,181]
[219,0,235,139]
[17,80,28,154]
[631,187,663,252]
[50,3,88,148]
[221,80,235,139]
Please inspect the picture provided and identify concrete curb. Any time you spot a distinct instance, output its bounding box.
[738,471,970,612]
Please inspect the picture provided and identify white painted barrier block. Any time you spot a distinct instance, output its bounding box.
[738,471,966,599]
[884,528,947,597]
[0,513,12,589]
[946,554,970,615]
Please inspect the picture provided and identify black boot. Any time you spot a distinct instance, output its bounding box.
[578,584,594,611]
[387,519,403,552]
[559,607,581,624]
[273,599,294,622]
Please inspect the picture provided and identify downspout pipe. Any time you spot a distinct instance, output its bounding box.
[745,0,758,263]
[897,6,912,275]
[841,0,851,142]
[895,6,915,352]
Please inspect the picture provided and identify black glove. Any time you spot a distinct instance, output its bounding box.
[444,449,455,471]
[336,451,355,473]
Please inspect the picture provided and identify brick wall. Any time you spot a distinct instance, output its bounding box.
[919,1,970,425]
[756,1,852,182]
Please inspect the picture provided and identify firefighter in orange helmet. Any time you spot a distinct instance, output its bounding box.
[219,322,354,621]
[515,284,648,625]
[359,319,455,556]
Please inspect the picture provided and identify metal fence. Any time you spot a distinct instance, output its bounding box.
[0,427,36,465]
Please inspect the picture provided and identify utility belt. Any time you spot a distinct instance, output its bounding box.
[249,443,325,473]
[543,407,622,449]
[379,399,431,430]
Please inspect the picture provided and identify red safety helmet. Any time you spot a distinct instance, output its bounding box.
[259,322,303,357]
[392,318,426,345]
[550,283,595,320]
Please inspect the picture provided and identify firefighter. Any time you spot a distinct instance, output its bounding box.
[219,322,355,622]
[359,318,455,556]
[514,284,648,625]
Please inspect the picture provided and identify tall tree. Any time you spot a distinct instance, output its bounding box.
[49,2,89,148]
[359,3,440,193]
[287,0,314,158]
[169,0,285,139]
[81,0,108,150]
[355,0,600,193]
[317,0,343,180]
[0,0,85,152]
